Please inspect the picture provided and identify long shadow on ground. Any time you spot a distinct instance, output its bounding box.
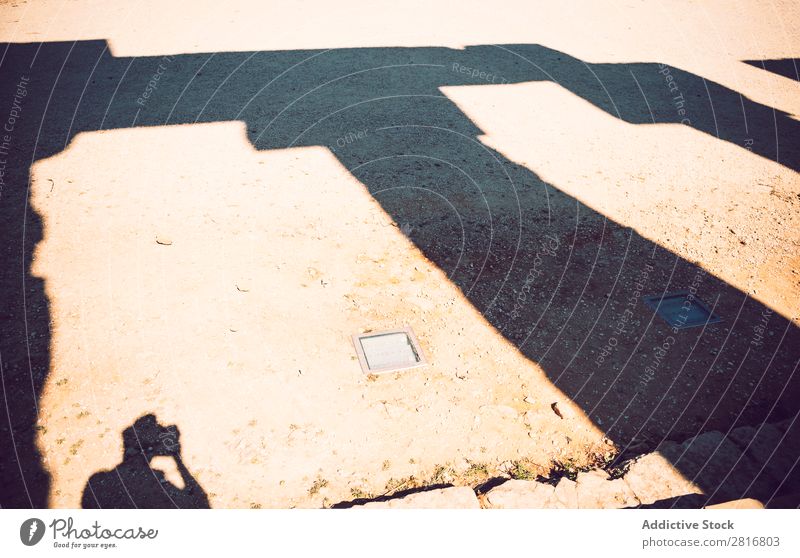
[1,40,798,507]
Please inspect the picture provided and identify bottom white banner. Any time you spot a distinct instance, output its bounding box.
[1,509,797,557]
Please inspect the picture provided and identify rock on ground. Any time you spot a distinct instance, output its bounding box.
[353,487,480,509]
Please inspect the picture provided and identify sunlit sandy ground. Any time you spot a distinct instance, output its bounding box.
[2,0,798,507]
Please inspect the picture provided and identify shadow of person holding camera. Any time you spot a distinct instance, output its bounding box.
[81,414,210,509]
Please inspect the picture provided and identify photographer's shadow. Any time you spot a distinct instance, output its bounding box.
[82,414,210,509]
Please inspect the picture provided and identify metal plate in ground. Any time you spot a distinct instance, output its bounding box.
[642,291,722,329]
[352,327,426,374]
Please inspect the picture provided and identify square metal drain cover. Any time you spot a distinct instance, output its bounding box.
[642,291,722,329]
[352,327,426,374]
